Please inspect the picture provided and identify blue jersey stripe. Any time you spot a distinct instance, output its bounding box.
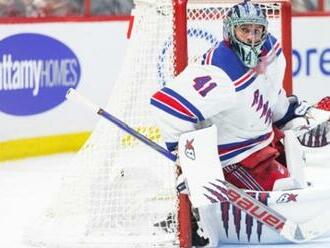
[220,145,255,161]
[162,87,205,122]
[218,132,272,150]
[276,47,282,57]
[235,75,257,92]
[218,132,273,162]
[207,42,248,81]
[150,99,198,123]
[201,34,281,93]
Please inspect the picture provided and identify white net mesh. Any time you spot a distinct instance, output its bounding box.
[23,1,287,247]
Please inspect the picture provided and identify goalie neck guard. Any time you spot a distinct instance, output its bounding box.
[223,0,268,68]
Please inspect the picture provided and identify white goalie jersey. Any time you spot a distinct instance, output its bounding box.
[151,36,291,166]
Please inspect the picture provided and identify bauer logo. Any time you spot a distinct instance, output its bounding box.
[0,33,81,116]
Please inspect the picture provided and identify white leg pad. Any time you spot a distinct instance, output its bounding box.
[178,125,224,247]
[273,130,306,190]
[178,125,225,207]
[304,145,330,167]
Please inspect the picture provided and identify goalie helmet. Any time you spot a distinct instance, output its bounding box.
[223,0,268,68]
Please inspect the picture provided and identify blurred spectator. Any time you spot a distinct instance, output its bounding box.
[0,0,84,17]
[1,0,329,18]
[291,0,318,12]
[325,0,330,10]
[0,0,27,17]
[32,0,84,17]
[0,0,134,17]
[22,0,42,16]
[91,0,133,16]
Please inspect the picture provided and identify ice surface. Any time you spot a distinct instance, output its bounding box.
[0,153,330,248]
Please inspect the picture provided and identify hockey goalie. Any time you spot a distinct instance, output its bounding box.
[150,1,330,246]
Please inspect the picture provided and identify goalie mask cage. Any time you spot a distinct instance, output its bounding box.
[23,0,292,247]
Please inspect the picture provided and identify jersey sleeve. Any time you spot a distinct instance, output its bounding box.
[150,64,236,150]
[272,88,290,123]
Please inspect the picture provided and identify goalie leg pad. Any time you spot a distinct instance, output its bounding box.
[299,121,330,166]
[299,121,330,148]
[273,130,307,190]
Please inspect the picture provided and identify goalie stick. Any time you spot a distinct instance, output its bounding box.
[66,88,330,243]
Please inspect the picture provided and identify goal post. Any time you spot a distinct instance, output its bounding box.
[279,0,293,95]
[23,1,292,247]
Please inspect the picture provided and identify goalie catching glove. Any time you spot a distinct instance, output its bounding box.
[281,96,330,147]
[278,95,311,131]
[316,96,330,111]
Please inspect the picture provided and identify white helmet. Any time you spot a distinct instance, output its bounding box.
[223,0,268,68]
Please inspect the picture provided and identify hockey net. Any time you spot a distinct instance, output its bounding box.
[24,0,291,247]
